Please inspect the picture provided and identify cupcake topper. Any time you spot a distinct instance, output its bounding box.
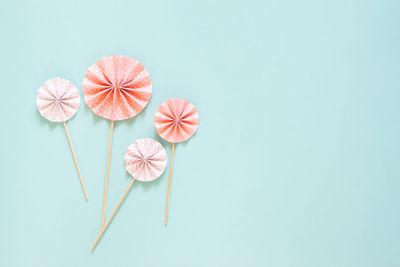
[91,138,167,250]
[154,98,199,224]
[82,55,152,229]
[36,78,88,200]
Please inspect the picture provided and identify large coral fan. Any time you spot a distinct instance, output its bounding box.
[82,55,152,121]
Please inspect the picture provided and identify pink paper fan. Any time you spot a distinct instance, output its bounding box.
[154,98,199,143]
[92,138,167,249]
[36,78,88,200]
[82,55,153,229]
[36,78,80,122]
[154,98,199,225]
[82,55,152,121]
[124,138,167,182]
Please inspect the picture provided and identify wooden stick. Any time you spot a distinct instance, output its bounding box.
[165,142,175,225]
[92,179,135,250]
[63,121,88,200]
[102,120,114,229]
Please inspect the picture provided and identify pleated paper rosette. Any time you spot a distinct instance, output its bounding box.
[154,98,199,143]
[92,138,167,250]
[36,78,80,122]
[36,77,88,200]
[82,55,152,121]
[124,138,167,182]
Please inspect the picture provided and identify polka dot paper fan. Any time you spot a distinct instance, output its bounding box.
[154,98,199,143]
[92,138,167,249]
[84,56,153,229]
[36,78,88,200]
[36,78,80,122]
[124,138,167,182]
[82,55,152,121]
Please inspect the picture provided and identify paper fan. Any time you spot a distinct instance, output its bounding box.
[92,138,167,250]
[82,55,152,121]
[36,78,80,122]
[154,98,199,143]
[154,98,199,224]
[36,78,88,200]
[82,55,152,229]
[124,138,168,182]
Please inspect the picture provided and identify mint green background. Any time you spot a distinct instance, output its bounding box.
[1,0,400,266]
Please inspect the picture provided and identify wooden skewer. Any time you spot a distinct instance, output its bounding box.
[63,121,88,200]
[102,120,114,229]
[92,179,135,250]
[165,142,175,225]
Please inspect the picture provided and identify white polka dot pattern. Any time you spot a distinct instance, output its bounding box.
[82,55,152,121]
[154,98,199,143]
[124,138,167,182]
[36,78,81,122]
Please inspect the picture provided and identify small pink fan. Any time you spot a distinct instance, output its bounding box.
[82,55,152,229]
[92,138,167,250]
[36,78,88,200]
[154,98,199,224]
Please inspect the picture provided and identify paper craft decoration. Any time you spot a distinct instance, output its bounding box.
[82,55,152,229]
[154,98,199,224]
[91,138,167,250]
[36,78,88,200]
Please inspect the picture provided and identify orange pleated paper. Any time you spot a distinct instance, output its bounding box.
[82,55,152,121]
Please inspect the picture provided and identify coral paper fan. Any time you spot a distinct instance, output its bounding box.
[36,78,80,122]
[124,138,167,182]
[82,55,152,121]
[154,98,199,143]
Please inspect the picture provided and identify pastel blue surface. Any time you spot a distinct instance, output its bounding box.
[1,0,399,266]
